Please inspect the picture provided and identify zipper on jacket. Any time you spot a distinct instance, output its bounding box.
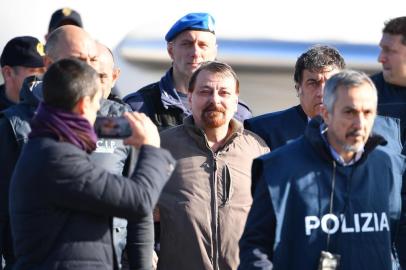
[212,154,219,270]
[220,163,232,207]
[326,161,337,252]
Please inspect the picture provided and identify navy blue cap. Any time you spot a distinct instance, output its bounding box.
[165,13,215,42]
[1,36,45,68]
[48,8,83,33]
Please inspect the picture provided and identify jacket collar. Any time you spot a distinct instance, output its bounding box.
[295,104,308,123]
[183,115,243,153]
[305,116,387,165]
[0,84,16,108]
[159,67,189,113]
[19,76,42,108]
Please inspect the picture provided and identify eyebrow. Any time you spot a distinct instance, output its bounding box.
[305,78,320,83]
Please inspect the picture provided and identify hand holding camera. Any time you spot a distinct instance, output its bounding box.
[123,112,160,148]
[94,112,160,148]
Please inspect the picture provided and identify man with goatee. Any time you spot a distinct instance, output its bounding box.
[157,61,269,270]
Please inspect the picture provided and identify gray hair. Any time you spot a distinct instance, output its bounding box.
[323,70,377,113]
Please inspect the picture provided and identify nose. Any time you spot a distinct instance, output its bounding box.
[353,112,366,130]
[190,43,201,58]
[210,91,221,104]
[378,50,385,64]
[316,82,325,98]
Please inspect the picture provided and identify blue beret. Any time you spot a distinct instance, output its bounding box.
[1,36,45,68]
[165,13,215,42]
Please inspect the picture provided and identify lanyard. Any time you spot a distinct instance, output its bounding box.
[326,161,337,251]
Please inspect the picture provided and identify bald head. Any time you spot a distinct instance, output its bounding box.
[45,25,98,69]
[96,42,120,98]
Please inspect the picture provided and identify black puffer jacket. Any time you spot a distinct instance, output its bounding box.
[9,138,175,270]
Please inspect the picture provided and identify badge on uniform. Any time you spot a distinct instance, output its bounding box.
[318,251,340,270]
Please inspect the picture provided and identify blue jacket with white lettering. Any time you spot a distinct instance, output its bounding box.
[239,117,405,270]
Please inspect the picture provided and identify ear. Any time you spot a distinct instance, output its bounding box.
[43,55,53,69]
[167,42,174,60]
[111,68,121,87]
[320,105,330,125]
[295,84,302,97]
[234,95,239,114]
[1,66,13,80]
[188,91,193,109]
[73,96,91,116]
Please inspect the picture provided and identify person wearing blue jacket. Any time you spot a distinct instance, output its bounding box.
[371,16,406,145]
[123,13,252,132]
[244,45,345,150]
[239,70,405,270]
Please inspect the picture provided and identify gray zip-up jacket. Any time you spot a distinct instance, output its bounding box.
[158,116,269,270]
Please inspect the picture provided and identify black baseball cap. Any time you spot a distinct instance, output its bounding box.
[0,36,45,68]
[48,8,83,33]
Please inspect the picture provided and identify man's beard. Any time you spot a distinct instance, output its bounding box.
[341,129,365,153]
[201,103,226,128]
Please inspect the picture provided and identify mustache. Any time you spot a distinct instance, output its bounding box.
[346,130,363,138]
[203,103,226,114]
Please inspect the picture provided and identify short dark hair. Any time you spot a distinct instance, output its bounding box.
[43,58,99,111]
[383,17,406,45]
[188,61,239,94]
[294,45,346,86]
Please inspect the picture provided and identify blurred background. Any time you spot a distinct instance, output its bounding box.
[0,0,405,115]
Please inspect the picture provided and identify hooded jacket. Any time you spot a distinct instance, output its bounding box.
[158,116,269,270]
[239,117,405,270]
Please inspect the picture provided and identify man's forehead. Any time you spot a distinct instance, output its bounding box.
[175,30,216,42]
[380,33,404,47]
[303,67,339,79]
[197,70,233,82]
[59,39,96,55]
[195,71,237,91]
[336,83,377,104]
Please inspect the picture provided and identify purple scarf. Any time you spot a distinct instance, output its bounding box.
[29,102,97,153]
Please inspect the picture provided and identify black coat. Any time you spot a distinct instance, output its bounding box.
[0,78,149,269]
[244,105,307,150]
[9,138,174,270]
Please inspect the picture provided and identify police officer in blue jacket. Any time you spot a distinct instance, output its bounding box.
[371,16,406,268]
[123,13,252,131]
[244,45,345,150]
[0,36,45,111]
[372,16,406,145]
[239,70,405,270]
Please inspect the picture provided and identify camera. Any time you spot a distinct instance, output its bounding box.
[94,116,132,138]
[318,251,340,270]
